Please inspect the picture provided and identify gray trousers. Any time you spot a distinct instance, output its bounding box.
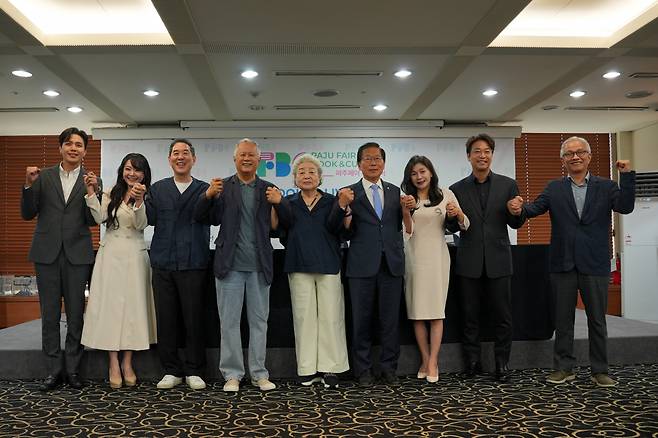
[551,270,609,374]
[35,249,90,377]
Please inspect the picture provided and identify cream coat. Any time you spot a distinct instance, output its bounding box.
[81,192,157,350]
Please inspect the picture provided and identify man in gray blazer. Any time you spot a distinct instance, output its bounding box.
[21,127,101,391]
[449,133,525,382]
[510,136,635,387]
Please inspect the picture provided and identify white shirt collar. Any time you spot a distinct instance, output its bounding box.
[361,178,383,192]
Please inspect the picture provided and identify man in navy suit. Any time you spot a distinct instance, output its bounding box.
[509,136,635,387]
[340,142,414,386]
[146,139,210,391]
[21,127,101,391]
[449,133,526,382]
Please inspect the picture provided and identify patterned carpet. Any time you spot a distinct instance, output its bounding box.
[1,364,657,437]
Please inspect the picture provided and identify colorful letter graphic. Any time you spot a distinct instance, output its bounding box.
[257,151,291,177]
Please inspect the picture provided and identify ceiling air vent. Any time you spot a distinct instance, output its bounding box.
[0,107,59,112]
[274,70,382,78]
[564,106,648,111]
[628,72,658,79]
[274,104,361,110]
[635,172,658,198]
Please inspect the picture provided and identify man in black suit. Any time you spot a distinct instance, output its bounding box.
[340,142,414,386]
[509,136,635,387]
[449,133,525,382]
[21,127,101,391]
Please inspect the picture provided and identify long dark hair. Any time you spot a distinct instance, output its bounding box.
[401,155,443,207]
[106,153,152,229]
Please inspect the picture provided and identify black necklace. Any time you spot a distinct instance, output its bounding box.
[303,193,320,209]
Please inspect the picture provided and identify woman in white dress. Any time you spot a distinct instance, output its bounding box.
[401,155,469,383]
[81,153,156,388]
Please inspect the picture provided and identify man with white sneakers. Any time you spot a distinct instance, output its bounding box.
[146,139,211,390]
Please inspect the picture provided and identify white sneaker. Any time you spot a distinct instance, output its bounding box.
[156,374,183,389]
[223,378,240,392]
[185,375,206,390]
[252,378,276,391]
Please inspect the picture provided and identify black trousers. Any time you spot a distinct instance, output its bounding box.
[348,255,403,377]
[459,274,512,366]
[152,268,207,376]
[34,249,90,377]
[551,270,609,374]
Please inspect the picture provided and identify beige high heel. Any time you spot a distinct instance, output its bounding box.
[426,368,439,383]
[122,367,137,387]
[109,370,123,389]
[417,369,428,379]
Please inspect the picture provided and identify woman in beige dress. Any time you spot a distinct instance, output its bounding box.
[401,155,469,383]
[81,153,156,388]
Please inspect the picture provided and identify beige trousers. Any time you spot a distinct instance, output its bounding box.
[288,272,350,376]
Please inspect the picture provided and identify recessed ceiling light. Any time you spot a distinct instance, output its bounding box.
[143,89,160,97]
[570,90,586,98]
[394,69,412,79]
[482,89,498,97]
[373,104,388,111]
[43,90,60,97]
[241,70,259,79]
[67,106,83,113]
[603,71,621,79]
[12,69,32,78]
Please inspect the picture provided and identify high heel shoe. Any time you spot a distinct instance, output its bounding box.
[417,370,428,379]
[426,368,439,383]
[109,370,123,389]
[122,367,137,387]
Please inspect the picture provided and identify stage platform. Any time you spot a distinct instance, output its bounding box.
[1,310,657,380]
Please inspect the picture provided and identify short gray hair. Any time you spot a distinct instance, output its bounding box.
[560,136,591,157]
[233,138,261,158]
[292,153,323,186]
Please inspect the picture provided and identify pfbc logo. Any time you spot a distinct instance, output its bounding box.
[257,151,291,177]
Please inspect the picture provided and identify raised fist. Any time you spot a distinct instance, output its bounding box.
[615,160,632,173]
[338,188,355,209]
[25,166,40,187]
[265,186,282,204]
[206,177,224,199]
[506,196,524,216]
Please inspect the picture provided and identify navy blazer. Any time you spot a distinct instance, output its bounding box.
[21,165,101,265]
[344,180,405,278]
[146,177,210,271]
[524,172,635,276]
[193,175,291,284]
[278,190,345,274]
[449,172,526,279]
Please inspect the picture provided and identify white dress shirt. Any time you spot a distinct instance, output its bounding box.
[59,163,81,203]
[361,178,385,211]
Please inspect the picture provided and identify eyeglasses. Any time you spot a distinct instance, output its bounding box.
[562,150,590,159]
[470,149,492,156]
[362,156,383,163]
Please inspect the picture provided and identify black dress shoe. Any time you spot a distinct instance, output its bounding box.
[495,364,510,383]
[463,361,482,378]
[67,373,85,389]
[380,369,398,384]
[40,375,63,391]
[358,370,375,387]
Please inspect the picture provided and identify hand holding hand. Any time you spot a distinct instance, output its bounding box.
[25,166,40,187]
[337,188,355,209]
[446,201,462,218]
[265,186,282,204]
[130,183,146,203]
[400,194,416,211]
[616,160,632,173]
[506,195,524,216]
[206,177,224,199]
[83,171,99,195]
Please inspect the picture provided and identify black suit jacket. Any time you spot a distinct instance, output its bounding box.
[194,174,291,284]
[449,172,526,279]
[524,172,635,276]
[146,177,211,271]
[21,165,100,265]
[344,180,405,278]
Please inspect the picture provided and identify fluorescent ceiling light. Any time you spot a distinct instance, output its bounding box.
[43,90,60,97]
[0,0,173,45]
[482,89,498,97]
[490,0,658,48]
[603,71,621,79]
[67,106,83,113]
[570,90,586,98]
[394,69,412,79]
[143,90,160,97]
[373,104,388,111]
[11,69,32,78]
[241,70,259,79]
